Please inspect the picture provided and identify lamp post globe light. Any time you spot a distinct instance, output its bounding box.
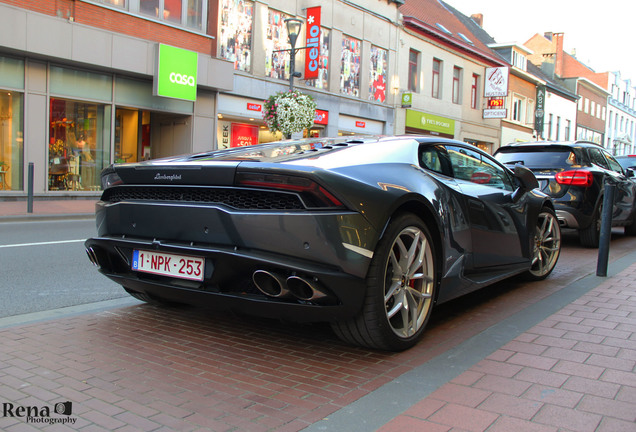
[285,18,303,91]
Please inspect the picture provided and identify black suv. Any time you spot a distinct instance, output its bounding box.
[494,141,636,247]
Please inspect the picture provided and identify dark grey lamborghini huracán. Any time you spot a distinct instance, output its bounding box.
[85,136,561,351]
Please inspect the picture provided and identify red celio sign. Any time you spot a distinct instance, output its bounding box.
[314,109,328,125]
[355,121,366,128]
[247,103,262,112]
[304,7,321,80]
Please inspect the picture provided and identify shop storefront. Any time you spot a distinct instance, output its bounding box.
[0,56,25,192]
[0,54,200,196]
[338,114,383,136]
[216,94,332,147]
[44,68,194,193]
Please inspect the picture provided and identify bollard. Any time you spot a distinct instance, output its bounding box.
[596,183,615,276]
[27,162,34,213]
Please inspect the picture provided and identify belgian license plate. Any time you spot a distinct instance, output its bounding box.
[132,250,205,281]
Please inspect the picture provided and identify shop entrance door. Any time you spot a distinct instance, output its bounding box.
[153,113,191,158]
[115,108,151,163]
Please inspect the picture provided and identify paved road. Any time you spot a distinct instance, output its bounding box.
[0,219,127,317]
[1,217,634,321]
[1,226,634,431]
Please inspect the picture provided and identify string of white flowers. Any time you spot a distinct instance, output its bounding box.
[263,91,317,137]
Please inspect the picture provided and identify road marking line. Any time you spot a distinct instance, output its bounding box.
[0,239,86,249]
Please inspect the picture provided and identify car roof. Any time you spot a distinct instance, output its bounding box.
[498,140,601,149]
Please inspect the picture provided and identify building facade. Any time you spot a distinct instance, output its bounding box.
[398,0,505,153]
[489,44,541,145]
[0,0,233,196]
[524,32,608,146]
[606,71,636,155]
[215,0,401,146]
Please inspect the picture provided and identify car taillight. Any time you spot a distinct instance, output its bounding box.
[235,172,344,208]
[555,170,593,187]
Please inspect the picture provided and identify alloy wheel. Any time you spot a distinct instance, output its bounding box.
[529,210,561,278]
[383,226,435,338]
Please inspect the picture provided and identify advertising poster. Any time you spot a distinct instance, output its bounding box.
[340,36,361,97]
[369,46,387,103]
[219,0,254,72]
[231,123,259,147]
[265,9,291,80]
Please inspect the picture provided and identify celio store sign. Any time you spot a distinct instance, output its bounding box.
[154,44,198,101]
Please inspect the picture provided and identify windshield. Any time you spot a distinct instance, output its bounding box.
[495,147,583,169]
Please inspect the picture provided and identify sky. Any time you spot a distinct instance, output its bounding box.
[446,0,636,81]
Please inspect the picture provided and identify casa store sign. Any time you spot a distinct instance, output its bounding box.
[154,44,198,102]
[315,109,328,125]
[304,7,321,80]
[247,103,262,112]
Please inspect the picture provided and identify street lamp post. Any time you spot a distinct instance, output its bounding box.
[285,18,303,91]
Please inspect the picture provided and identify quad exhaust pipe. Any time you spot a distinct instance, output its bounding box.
[286,275,330,302]
[252,270,333,303]
[85,247,100,267]
[252,270,291,298]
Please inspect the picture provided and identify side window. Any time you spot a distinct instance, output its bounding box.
[588,149,609,169]
[419,145,453,177]
[603,151,624,174]
[446,145,514,191]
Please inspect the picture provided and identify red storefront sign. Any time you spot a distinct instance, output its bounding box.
[231,123,259,147]
[247,103,262,112]
[355,121,366,128]
[304,7,321,80]
[315,109,328,125]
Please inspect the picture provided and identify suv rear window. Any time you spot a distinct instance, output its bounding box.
[495,147,582,169]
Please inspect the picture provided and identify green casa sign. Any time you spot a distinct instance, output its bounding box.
[405,109,455,136]
[154,44,198,101]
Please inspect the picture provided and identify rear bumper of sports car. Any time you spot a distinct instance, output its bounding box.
[85,200,378,322]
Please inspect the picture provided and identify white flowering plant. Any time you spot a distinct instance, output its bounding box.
[263,90,317,137]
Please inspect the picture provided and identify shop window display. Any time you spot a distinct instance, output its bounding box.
[220,0,253,72]
[48,98,109,191]
[265,9,292,81]
[0,90,23,191]
[340,36,361,97]
[369,46,387,103]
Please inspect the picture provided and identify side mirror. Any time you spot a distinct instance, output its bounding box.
[514,164,539,190]
[511,164,539,202]
[626,168,635,178]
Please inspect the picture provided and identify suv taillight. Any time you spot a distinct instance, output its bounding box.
[235,172,344,208]
[555,170,593,187]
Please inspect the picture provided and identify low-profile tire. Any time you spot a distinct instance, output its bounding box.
[331,213,437,351]
[579,200,602,248]
[524,207,561,281]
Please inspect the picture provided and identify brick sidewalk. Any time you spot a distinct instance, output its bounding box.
[0,199,96,220]
[376,265,636,432]
[1,240,635,431]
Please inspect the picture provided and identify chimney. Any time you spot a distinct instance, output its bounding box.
[554,32,564,77]
[471,13,483,27]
